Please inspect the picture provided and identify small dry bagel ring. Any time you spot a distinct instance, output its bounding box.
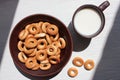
[46,45,57,56]
[25,37,37,48]
[58,38,66,49]
[55,48,61,56]
[28,23,40,34]
[46,34,52,45]
[23,46,34,55]
[49,56,60,64]
[28,48,37,57]
[52,41,61,48]
[32,63,40,70]
[72,57,84,67]
[25,24,31,30]
[38,21,43,33]
[26,34,34,39]
[18,29,29,40]
[17,41,24,51]
[50,33,59,41]
[18,52,27,63]
[41,58,49,64]
[47,24,58,35]
[25,57,37,69]
[40,63,51,70]
[67,67,78,77]
[84,59,94,70]
[41,22,50,33]
[34,33,46,39]
[37,39,47,50]
[36,50,47,61]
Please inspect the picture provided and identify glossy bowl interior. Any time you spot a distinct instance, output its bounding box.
[9,14,73,78]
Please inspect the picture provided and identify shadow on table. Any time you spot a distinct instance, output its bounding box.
[0,0,18,65]
[92,6,120,80]
[68,22,91,52]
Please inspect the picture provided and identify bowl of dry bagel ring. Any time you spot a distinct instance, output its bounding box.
[9,14,73,78]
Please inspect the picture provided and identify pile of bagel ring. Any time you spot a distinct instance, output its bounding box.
[68,57,95,78]
[17,21,66,71]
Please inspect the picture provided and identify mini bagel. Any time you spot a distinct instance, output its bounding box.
[19,29,29,40]
[41,22,50,33]
[46,34,52,45]
[72,57,84,67]
[47,24,58,35]
[58,38,66,49]
[28,48,37,57]
[18,52,27,63]
[41,58,49,64]
[67,67,78,77]
[17,41,24,51]
[52,41,61,48]
[32,63,40,70]
[25,24,31,30]
[26,34,34,39]
[34,33,46,39]
[46,45,57,56]
[38,21,43,33]
[23,46,34,55]
[84,59,94,70]
[50,33,59,41]
[37,39,47,50]
[36,50,47,61]
[49,56,60,64]
[40,63,51,70]
[25,57,37,69]
[55,48,61,56]
[25,37,37,48]
[28,23,40,34]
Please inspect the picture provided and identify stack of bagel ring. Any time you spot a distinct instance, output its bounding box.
[17,21,66,71]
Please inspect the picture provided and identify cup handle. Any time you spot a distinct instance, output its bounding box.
[99,1,110,11]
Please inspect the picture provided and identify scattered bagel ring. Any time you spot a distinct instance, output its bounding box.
[67,67,78,77]
[84,59,94,70]
[72,57,84,67]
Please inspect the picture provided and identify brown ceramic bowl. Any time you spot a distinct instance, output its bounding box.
[9,14,73,78]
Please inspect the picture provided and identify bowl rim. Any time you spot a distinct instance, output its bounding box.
[9,14,73,77]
